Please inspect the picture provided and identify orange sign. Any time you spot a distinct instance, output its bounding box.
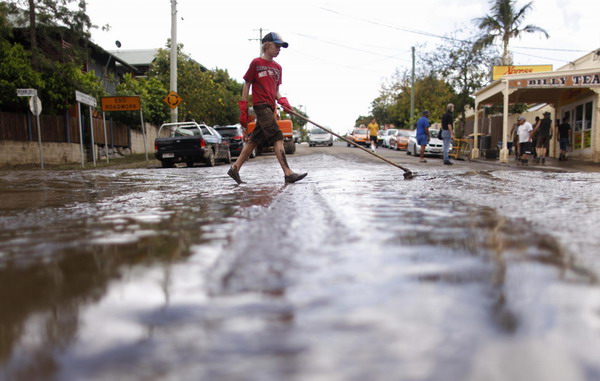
[492,65,553,80]
[163,91,182,109]
[101,96,141,112]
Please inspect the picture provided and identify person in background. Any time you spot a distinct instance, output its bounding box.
[416,110,430,163]
[516,116,533,166]
[557,116,571,161]
[532,111,552,164]
[367,117,379,153]
[510,122,520,160]
[441,103,454,165]
[228,32,307,185]
[531,116,540,161]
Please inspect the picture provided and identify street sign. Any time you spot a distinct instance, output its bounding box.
[29,95,42,116]
[101,96,141,112]
[17,88,37,97]
[163,91,182,109]
[75,90,97,107]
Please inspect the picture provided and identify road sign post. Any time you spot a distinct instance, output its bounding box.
[17,89,44,169]
[101,96,148,161]
[75,91,97,167]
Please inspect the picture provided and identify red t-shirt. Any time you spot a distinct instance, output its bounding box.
[243,57,282,109]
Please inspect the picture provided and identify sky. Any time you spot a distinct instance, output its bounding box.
[86,0,599,134]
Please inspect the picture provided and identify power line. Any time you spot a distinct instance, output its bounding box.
[319,6,592,54]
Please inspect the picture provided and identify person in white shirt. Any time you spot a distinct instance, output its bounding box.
[516,116,533,166]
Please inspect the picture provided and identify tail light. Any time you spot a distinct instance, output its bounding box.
[233,135,243,141]
[154,144,158,151]
[199,139,206,148]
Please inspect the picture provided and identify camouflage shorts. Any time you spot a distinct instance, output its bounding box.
[251,104,283,146]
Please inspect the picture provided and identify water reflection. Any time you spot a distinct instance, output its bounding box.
[1,156,600,380]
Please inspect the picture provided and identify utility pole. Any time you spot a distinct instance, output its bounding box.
[249,28,266,56]
[170,0,178,123]
[410,46,415,128]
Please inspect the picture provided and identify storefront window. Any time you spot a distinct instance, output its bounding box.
[568,100,594,150]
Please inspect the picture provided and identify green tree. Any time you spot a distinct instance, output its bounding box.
[474,0,549,65]
[115,73,169,127]
[371,70,454,129]
[421,30,500,135]
[5,0,93,67]
[149,44,243,126]
[0,40,44,111]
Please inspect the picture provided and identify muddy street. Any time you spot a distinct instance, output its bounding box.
[1,143,600,381]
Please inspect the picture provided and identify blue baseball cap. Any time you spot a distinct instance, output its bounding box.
[262,32,289,48]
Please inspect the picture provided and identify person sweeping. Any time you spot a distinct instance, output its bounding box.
[227,32,307,185]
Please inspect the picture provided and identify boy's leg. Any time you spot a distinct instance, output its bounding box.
[273,140,294,177]
[232,141,258,171]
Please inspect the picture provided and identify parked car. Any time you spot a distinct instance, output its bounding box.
[293,129,301,144]
[382,129,398,148]
[308,127,333,146]
[377,130,385,146]
[154,122,231,168]
[214,125,245,157]
[349,127,369,147]
[389,129,411,151]
[406,129,451,157]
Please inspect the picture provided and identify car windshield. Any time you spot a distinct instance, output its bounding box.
[430,129,439,136]
[354,128,367,135]
[399,130,411,137]
[174,127,200,137]
[311,128,327,134]
[387,129,398,135]
[215,128,239,137]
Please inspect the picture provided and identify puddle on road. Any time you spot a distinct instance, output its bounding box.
[1,154,600,381]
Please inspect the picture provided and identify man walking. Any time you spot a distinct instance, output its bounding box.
[441,103,454,165]
[228,32,307,185]
[557,116,571,161]
[416,110,430,163]
[516,116,533,165]
[532,111,552,164]
[367,118,379,152]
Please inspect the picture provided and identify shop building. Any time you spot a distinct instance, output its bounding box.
[472,49,600,162]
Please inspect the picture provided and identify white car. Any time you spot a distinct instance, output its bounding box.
[406,129,451,157]
[308,127,333,147]
[382,129,398,148]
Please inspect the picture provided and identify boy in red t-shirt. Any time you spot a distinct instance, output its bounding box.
[227,32,307,185]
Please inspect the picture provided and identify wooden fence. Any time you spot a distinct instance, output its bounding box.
[0,110,130,147]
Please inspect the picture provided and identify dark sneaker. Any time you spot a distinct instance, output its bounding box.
[284,172,308,184]
[227,166,245,184]
[443,161,453,165]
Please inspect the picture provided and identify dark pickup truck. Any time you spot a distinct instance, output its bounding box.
[154,122,231,168]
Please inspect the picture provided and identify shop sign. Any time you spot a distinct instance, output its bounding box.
[493,65,553,80]
[509,72,600,88]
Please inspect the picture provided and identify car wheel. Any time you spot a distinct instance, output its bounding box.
[161,160,174,168]
[413,145,417,156]
[205,150,215,167]
[186,161,194,167]
[224,150,232,164]
[250,148,256,158]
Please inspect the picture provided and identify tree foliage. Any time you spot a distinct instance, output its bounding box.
[370,70,455,129]
[148,45,243,126]
[473,0,549,65]
[421,30,500,134]
[113,73,169,127]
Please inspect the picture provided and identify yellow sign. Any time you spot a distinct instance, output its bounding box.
[492,65,553,80]
[163,91,182,109]
[101,96,141,112]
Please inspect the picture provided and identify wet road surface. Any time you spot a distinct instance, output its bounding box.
[1,144,600,381]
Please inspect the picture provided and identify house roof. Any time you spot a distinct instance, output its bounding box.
[108,49,159,66]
